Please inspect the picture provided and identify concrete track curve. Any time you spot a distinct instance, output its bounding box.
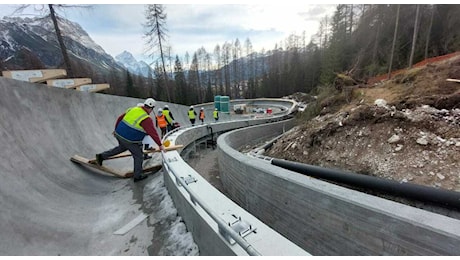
[0,77,197,255]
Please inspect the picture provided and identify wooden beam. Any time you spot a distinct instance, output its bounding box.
[2,69,67,83]
[76,83,110,93]
[70,154,162,178]
[87,144,184,163]
[70,155,127,178]
[46,78,92,89]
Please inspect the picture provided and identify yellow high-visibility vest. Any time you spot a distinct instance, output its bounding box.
[188,110,196,119]
[163,109,173,124]
[122,107,149,132]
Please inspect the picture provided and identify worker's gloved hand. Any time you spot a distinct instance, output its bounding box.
[159,145,165,151]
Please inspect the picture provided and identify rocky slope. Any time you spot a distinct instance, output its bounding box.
[266,54,460,193]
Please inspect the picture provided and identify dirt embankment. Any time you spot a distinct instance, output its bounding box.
[266,54,460,193]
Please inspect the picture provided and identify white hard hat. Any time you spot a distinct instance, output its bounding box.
[190,105,194,109]
[164,105,169,108]
[158,108,163,112]
[215,108,218,110]
[201,107,204,110]
[144,98,156,108]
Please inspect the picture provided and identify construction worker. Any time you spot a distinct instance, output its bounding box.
[95,98,164,182]
[188,105,197,126]
[156,108,167,139]
[213,108,219,122]
[162,105,175,132]
[199,107,205,124]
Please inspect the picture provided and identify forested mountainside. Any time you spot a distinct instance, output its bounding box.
[1,5,459,106]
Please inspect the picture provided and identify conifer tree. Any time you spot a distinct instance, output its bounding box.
[144,4,171,101]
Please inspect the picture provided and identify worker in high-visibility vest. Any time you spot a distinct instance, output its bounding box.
[162,105,175,132]
[95,98,164,182]
[213,108,219,122]
[188,105,197,126]
[199,107,205,124]
[155,108,167,138]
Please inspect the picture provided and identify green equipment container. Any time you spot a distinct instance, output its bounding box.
[220,96,230,113]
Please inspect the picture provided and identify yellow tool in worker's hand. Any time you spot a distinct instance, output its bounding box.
[163,139,171,147]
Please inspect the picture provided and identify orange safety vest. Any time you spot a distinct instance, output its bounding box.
[199,110,205,120]
[156,114,167,128]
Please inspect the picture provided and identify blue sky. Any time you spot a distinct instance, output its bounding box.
[0,1,339,63]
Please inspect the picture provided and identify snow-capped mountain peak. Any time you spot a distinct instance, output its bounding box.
[115,51,151,77]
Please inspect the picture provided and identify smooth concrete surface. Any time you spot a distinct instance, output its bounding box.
[0,76,303,256]
[217,123,460,255]
[0,77,193,255]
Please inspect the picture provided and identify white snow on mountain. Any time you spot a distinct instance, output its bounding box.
[1,16,152,77]
[115,51,151,77]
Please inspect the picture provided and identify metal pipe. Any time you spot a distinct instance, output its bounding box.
[162,152,261,256]
[271,158,460,210]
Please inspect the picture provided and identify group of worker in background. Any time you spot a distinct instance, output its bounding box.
[95,99,220,183]
[188,106,219,126]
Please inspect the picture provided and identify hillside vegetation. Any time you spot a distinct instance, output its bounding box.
[266,53,460,193]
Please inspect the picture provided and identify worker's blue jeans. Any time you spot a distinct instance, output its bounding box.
[100,135,143,179]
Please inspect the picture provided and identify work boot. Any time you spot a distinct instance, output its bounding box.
[133,174,148,182]
[144,154,152,160]
[95,154,103,166]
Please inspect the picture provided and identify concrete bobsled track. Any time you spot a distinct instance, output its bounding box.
[0,77,197,255]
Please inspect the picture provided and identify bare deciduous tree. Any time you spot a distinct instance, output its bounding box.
[48,4,73,77]
[12,4,90,77]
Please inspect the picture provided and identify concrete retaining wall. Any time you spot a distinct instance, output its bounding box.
[162,104,309,255]
[217,123,460,255]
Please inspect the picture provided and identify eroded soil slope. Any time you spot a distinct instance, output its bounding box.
[266,54,460,192]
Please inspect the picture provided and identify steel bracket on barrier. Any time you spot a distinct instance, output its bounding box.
[176,175,197,187]
[219,213,257,245]
[167,157,178,163]
[182,175,197,185]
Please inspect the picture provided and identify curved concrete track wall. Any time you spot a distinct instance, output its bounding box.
[217,123,460,255]
[161,111,308,255]
[0,78,193,255]
[0,76,306,256]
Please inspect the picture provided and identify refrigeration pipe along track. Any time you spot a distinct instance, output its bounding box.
[271,158,460,210]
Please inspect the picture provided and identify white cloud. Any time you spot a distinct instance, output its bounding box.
[0,3,338,63]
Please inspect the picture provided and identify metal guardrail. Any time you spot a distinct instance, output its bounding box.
[161,151,261,256]
[158,99,298,255]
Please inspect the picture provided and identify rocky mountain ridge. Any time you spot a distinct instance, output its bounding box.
[115,51,151,77]
[0,16,148,77]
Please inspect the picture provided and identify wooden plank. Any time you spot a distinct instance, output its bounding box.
[76,83,110,93]
[88,151,132,163]
[46,78,92,89]
[145,144,184,153]
[70,155,127,178]
[2,69,67,83]
[87,144,184,163]
[70,155,162,178]
[446,78,460,83]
